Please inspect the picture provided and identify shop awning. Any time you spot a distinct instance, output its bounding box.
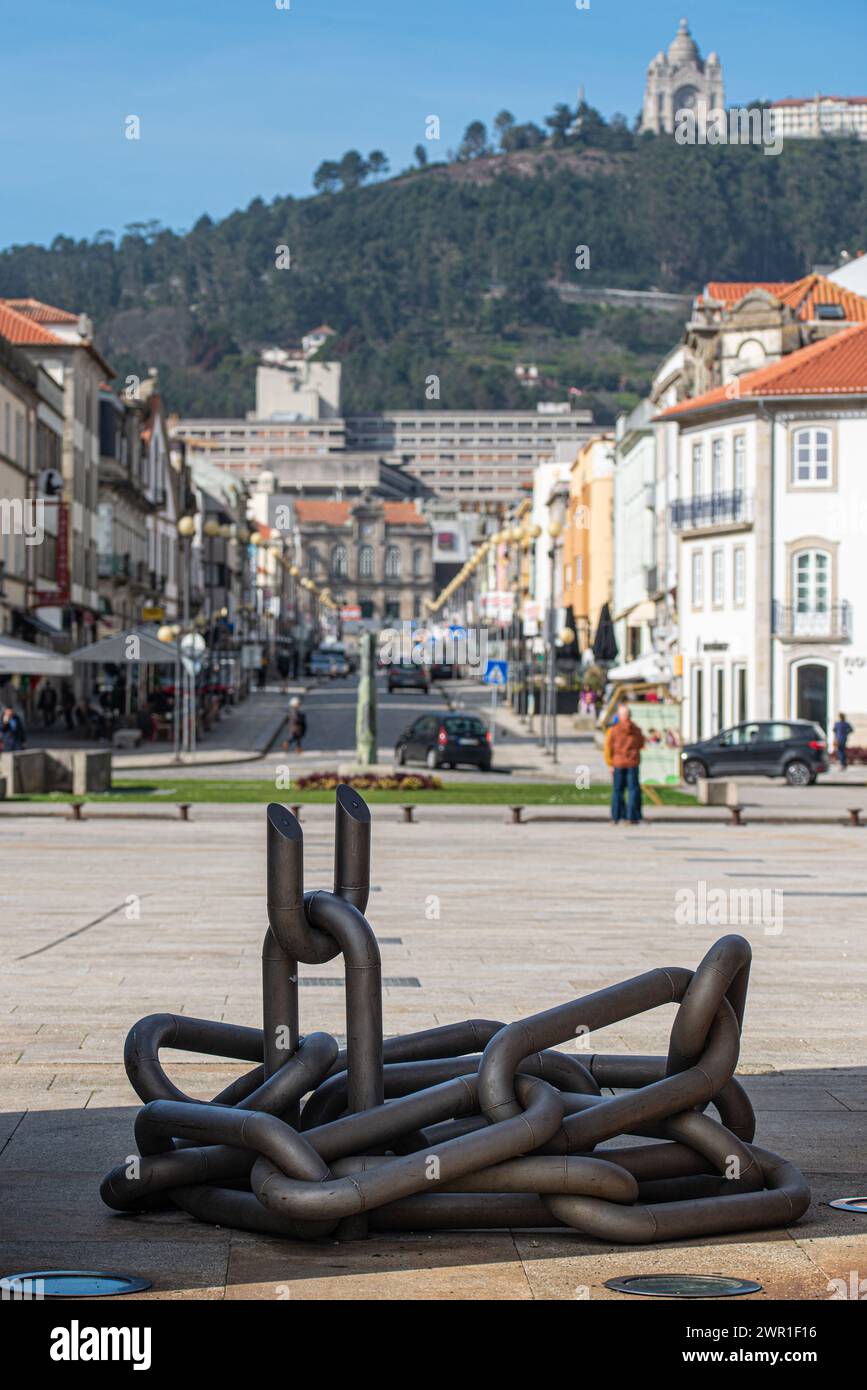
[607,651,671,683]
[70,630,180,666]
[0,635,73,678]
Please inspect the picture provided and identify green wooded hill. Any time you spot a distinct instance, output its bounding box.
[2,135,866,422]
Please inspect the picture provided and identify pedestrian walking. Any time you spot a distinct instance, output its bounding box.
[282,696,307,754]
[60,681,75,732]
[833,712,854,770]
[606,700,645,825]
[37,680,57,728]
[1,706,27,751]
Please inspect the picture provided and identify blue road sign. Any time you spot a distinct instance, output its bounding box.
[483,660,508,686]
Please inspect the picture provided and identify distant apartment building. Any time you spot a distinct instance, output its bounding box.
[770,95,867,141]
[346,408,594,505]
[175,336,595,509]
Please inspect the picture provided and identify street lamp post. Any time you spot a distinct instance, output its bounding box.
[546,519,563,763]
[177,514,197,757]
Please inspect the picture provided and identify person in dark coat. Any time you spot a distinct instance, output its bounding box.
[283,697,307,754]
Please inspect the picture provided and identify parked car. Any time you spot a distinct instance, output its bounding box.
[396,712,492,771]
[310,646,349,679]
[681,720,829,786]
[387,661,429,694]
[429,661,455,681]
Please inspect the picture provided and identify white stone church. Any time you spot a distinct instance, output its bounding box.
[642,18,724,135]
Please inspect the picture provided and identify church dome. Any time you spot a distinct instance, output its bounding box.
[668,18,699,66]
[706,51,720,67]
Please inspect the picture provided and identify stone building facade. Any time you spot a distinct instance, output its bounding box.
[642,19,724,135]
[292,494,433,623]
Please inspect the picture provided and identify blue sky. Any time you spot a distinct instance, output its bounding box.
[3,0,867,248]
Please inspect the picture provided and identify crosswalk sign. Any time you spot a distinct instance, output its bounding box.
[483,660,508,686]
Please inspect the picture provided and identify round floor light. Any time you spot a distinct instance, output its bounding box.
[828,1196,867,1214]
[605,1273,762,1298]
[0,1270,152,1299]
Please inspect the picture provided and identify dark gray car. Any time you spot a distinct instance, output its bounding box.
[681,720,829,786]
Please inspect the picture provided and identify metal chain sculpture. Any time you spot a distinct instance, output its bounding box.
[101,788,810,1243]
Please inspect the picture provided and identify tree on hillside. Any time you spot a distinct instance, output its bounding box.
[545,103,576,146]
[493,110,516,150]
[458,121,488,160]
[367,150,390,178]
[501,121,546,153]
[336,150,370,190]
[414,143,428,167]
[313,160,341,193]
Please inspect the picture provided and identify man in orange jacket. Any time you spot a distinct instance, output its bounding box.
[606,701,645,825]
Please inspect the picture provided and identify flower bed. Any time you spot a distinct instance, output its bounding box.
[293,771,444,791]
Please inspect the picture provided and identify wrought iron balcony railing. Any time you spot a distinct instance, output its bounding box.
[670,490,755,532]
[773,601,852,642]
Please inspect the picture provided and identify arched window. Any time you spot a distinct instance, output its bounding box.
[792,428,831,485]
[308,546,322,575]
[358,544,374,579]
[385,545,401,579]
[331,544,347,578]
[412,547,423,578]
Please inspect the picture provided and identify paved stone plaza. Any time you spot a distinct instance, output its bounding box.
[1,806,865,1300]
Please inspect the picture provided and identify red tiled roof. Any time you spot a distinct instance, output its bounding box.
[700,273,867,323]
[294,500,350,525]
[658,322,867,418]
[703,282,791,305]
[383,502,426,526]
[0,303,62,345]
[772,95,867,107]
[2,297,79,324]
[293,499,426,526]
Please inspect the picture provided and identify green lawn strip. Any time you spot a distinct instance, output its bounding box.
[12,779,695,807]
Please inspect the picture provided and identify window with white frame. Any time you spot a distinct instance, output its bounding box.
[691,550,704,606]
[691,442,703,497]
[385,545,401,579]
[733,434,746,494]
[712,549,724,606]
[358,544,374,578]
[794,548,830,612]
[792,428,831,485]
[711,439,724,495]
[733,546,746,605]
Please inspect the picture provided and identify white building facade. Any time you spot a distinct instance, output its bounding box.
[660,330,867,744]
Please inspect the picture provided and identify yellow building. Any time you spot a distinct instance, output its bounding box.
[562,435,615,651]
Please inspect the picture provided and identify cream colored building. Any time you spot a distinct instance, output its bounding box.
[642,19,724,135]
[770,95,867,142]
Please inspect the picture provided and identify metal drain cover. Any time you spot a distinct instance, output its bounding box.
[828,1196,867,1214]
[605,1273,762,1299]
[0,1270,152,1299]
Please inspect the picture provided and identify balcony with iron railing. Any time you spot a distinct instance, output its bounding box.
[773,601,853,642]
[670,490,755,533]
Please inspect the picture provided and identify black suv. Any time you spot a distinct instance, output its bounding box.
[396,712,492,771]
[681,720,828,786]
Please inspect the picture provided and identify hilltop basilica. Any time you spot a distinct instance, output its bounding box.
[641,18,725,134]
